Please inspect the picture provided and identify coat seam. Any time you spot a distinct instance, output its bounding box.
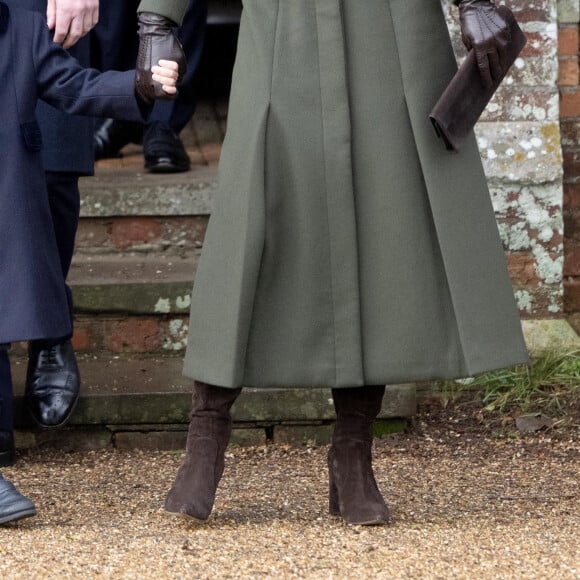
[314,3,338,388]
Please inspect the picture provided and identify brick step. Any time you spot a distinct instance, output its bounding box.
[75,215,209,255]
[76,157,216,255]
[74,97,223,256]
[67,254,197,355]
[9,354,416,449]
[79,163,217,219]
[7,255,195,356]
[69,253,197,314]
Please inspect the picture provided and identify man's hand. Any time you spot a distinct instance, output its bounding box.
[136,12,186,103]
[456,0,511,87]
[46,0,99,49]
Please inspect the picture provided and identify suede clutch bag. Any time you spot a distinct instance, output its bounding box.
[429,6,527,152]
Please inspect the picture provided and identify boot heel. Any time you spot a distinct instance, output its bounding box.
[327,448,341,516]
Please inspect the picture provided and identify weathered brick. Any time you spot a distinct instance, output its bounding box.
[481,88,558,123]
[507,253,541,286]
[564,243,580,274]
[71,326,91,352]
[558,25,579,55]
[111,217,162,249]
[563,149,580,177]
[564,208,580,238]
[564,278,580,312]
[564,182,580,208]
[559,58,579,85]
[560,117,580,147]
[107,319,161,353]
[560,87,580,117]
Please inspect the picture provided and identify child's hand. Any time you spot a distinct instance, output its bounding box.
[151,60,180,96]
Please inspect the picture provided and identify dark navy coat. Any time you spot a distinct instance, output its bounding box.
[0,2,144,343]
[3,0,94,174]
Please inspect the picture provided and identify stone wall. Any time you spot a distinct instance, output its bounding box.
[558,0,580,331]
[445,0,565,319]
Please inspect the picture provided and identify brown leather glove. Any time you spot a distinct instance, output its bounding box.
[455,0,511,87]
[135,12,187,104]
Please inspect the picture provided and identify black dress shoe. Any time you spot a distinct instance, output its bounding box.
[143,121,191,173]
[0,431,15,467]
[0,475,36,525]
[26,340,80,428]
[94,119,144,160]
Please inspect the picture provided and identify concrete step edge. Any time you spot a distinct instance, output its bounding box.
[12,385,417,428]
[79,165,218,218]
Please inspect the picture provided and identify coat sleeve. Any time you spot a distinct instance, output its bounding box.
[137,0,188,26]
[31,15,146,122]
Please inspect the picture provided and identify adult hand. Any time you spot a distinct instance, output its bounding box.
[136,12,187,103]
[46,0,99,49]
[456,0,511,87]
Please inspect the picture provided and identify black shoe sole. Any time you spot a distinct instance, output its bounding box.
[145,160,191,174]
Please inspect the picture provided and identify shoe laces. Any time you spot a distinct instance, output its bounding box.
[39,345,59,368]
[145,122,180,151]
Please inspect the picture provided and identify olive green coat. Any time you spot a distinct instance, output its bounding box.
[137,0,187,25]
[182,0,529,389]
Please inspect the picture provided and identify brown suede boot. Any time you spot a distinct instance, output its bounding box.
[328,385,389,526]
[165,381,241,522]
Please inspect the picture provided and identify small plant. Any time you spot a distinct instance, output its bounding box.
[438,349,580,417]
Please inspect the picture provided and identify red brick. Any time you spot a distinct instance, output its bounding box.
[509,2,552,23]
[560,87,580,118]
[564,209,580,241]
[110,218,162,249]
[563,150,580,178]
[558,26,579,56]
[519,32,555,58]
[507,253,540,286]
[107,319,160,353]
[71,327,91,352]
[564,278,580,313]
[560,118,580,149]
[559,58,579,86]
[563,183,580,208]
[564,244,580,276]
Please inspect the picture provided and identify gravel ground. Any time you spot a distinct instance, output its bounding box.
[0,406,578,579]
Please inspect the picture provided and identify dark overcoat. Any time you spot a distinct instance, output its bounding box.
[182,0,530,389]
[0,2,144,343]
[3,0,94,175]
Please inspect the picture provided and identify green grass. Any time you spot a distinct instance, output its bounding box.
[438,349,580,417]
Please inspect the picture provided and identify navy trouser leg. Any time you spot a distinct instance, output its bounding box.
[0,348,13,433]
[43,173,80,342]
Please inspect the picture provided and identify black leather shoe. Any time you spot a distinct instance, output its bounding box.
[26,340,80,428]
[0,475,36,525]
[143,121,191,173]
[94,119,144,160]
[0,431,15,467]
